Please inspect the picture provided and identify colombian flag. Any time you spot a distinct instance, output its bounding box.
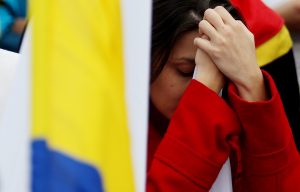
[231,0,300,151]
[31,0,135,191]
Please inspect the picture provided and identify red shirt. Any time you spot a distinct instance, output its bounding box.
[147,71,300,191]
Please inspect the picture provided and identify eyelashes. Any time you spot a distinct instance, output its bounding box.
[172,60,195,78]
[177,69,194,77]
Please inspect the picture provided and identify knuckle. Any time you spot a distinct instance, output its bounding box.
[232,21,245,33]
[222,26,232,36]
[199,20,205,27]
[204,8,214,18]
[232,20,241,28]
[217,36,227,46]
[211,47,222,58]
[198,20,207,29]
[214,6,224,12]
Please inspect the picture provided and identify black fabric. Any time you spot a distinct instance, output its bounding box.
[262,49,300,152]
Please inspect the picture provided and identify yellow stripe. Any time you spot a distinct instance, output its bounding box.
[256,26,293,67]
[31,1,135,191]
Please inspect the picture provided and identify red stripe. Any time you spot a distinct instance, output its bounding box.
[230,0,284,47]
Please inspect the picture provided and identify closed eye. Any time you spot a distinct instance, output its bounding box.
[177,69,194,77]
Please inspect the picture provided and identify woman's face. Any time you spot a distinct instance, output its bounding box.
[151,31,198,119]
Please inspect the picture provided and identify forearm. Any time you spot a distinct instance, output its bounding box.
[228,71,300,191]
[228,71,292,154]
[148,80,240,191]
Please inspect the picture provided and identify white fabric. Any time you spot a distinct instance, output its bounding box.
[264,0,286,7]
[0,49,18,113]
[210,159,233,192]
[121,0,151,191]
[0,26,31,192]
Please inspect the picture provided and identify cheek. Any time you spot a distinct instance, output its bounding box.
[150,70,191,119]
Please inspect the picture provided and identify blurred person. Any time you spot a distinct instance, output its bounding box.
[268,0,300,81]
[264,0,300,151]
[272,0,300,33]
[0,0,27,52]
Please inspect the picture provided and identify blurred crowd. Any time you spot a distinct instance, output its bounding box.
[0,0,27,53]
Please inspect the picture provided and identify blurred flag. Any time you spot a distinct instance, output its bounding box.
[31,0,136,191]
[230,0,292,66]
[229,0,300,189]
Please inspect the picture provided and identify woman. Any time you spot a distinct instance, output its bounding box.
[147,0,300,191]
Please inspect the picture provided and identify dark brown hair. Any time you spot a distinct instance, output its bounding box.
[151,0,243,82]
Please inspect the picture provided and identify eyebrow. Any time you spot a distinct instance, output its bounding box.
[173,57,195,65]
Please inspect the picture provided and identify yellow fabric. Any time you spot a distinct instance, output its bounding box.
[256,26,293,67]
[31,0,135,191]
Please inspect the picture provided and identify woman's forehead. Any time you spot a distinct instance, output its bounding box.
[169,31,198,59]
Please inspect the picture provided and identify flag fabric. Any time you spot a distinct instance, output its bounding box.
[231,0,300,151]
[31,0,135,191]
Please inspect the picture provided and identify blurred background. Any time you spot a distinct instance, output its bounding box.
[0,0,27,53]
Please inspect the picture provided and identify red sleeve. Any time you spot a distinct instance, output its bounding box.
[227,71,300,191]
[147,80,240,191]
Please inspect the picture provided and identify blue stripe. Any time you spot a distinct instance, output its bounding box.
[32,140,104,192]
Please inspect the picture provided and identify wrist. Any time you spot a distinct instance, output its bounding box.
[234,70,267,101]
[194,72,225,94]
